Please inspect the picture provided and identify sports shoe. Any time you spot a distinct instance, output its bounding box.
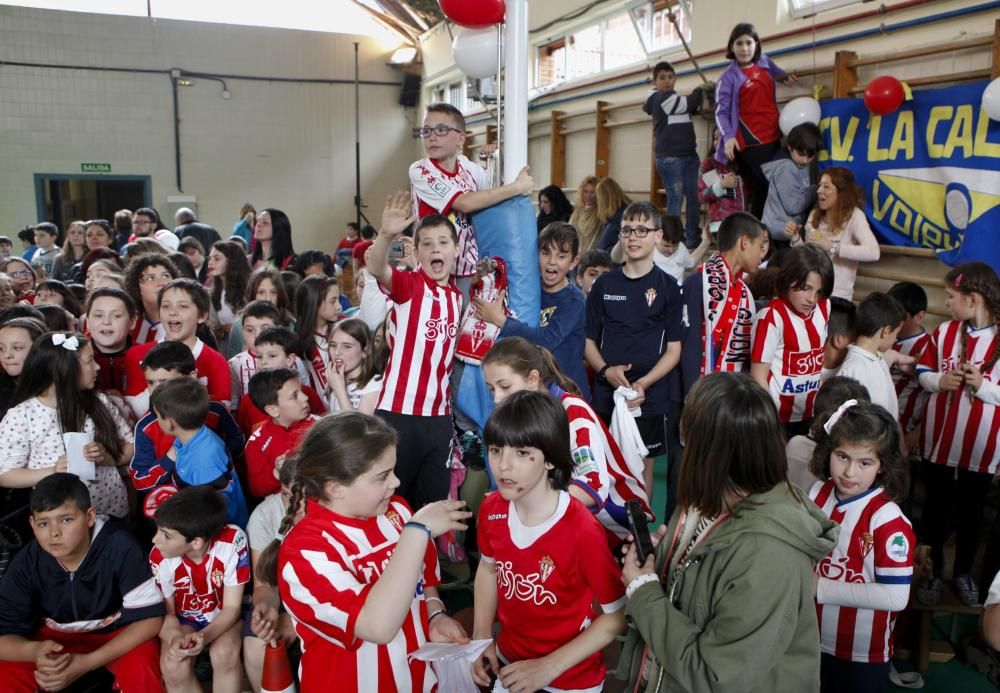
[954,573,980,607]
[915,576,942,606]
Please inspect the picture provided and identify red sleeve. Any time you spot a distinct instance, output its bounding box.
[751,305,780,364]
[236,395,267,437]
[200,348,231,404]
[385,266,423,304]
[574,508,626,610]
[917,326,941,372]
[124,343,153,396]
[244,430,280,498]
[476,493,500,560]
[872,511,915,585]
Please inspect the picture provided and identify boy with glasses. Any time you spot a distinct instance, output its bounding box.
[408,102,533,298]
[585,201,682,492]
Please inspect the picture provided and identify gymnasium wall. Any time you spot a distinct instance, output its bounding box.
[0,5,416,253]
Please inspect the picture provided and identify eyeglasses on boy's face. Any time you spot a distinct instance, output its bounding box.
[413,124,463,138]
[619,226,658,239]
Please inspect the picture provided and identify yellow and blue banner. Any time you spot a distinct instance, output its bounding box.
[819,81,1000,272]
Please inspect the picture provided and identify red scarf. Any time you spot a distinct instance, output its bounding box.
[700,253,755,376]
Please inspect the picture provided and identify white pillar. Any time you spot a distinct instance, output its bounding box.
[502,0,528,184]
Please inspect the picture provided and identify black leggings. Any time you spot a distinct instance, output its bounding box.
[376,411,452,510]
[920,462,992,581]
[735,141,780,220]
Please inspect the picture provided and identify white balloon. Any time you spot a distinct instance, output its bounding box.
[983,78,1000,121]
[779,97,822,136]
[452,27,500,80]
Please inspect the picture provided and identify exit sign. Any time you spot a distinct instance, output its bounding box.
[81,163,111,173]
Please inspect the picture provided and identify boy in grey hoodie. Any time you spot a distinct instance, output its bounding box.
[761,122,822,245]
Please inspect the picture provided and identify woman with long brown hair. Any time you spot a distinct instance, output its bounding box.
[569,175,600,250]
[788,166,879,300]
[594,177,632,252]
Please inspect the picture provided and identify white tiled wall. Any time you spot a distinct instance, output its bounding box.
[0,6,419,253]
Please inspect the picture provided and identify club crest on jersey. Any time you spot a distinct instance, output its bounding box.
[860,532,874,557]
[539,555,555,583]
[645,288,657,307]
[886,532,909,562]
[211,568,224,588]
[385,507,403,532]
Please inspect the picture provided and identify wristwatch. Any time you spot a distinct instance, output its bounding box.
[598,365,611,382]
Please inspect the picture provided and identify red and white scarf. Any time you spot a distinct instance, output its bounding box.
[700,253,755,376]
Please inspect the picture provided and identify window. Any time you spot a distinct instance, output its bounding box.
[533,9,650,89]
[629,0,691,56]
[788,0,862,18]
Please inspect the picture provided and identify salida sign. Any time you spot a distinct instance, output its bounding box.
[819,81,1000,273]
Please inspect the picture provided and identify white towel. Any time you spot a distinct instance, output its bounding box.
[611,387,649,480]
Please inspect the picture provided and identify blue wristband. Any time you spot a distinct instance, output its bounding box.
[403,521,432,540]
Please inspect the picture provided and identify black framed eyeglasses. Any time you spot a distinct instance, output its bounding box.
[619,226,657,239]
[413,124,463,138]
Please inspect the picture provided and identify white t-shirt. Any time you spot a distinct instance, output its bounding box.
[786,435,821,492]
[837,345,899,420]
[328,376,383,413]
[246,492,286,553]
[653,244,694,285]
[0,394,132,517]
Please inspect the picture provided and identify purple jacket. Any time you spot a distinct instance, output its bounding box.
[714,54,786,164]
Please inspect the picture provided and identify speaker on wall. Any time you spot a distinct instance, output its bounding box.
[399,73,421,107]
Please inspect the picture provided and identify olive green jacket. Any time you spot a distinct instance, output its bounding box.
[618,483,838,693]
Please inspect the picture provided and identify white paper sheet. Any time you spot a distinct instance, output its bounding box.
[64,432,95,481]
[409,639,493,693]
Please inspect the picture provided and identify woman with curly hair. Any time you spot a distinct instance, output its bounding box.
[789,167,879,300]
[569,175,600,251]
[207,240,252,350]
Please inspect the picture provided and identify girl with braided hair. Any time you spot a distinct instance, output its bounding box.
[254,411,471,692]
[915,262,1000,607]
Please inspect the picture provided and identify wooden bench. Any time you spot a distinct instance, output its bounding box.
[902,583,981,673]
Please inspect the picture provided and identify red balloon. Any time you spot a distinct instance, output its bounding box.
[439,0,505,27]
[864,76,904,116]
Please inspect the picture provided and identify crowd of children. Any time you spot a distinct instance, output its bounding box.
[0,23,997,692]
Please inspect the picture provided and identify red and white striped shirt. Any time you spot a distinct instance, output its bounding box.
[377,267,461,417]
[810,481,914,663]
[554,386,652,540]
[409,155,487,278]
[131,317,163,345]
[278,497,439,693]
[892,331,931,433]
[751,298,830,423]
[917,321,1000,474]
[149,525,250,628]
[477,491,625,692]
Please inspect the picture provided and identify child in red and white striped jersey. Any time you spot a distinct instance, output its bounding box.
[482,338,653,544]
[751,243,834,437]
[256,412,472,693]
[808,400,914,692]
[915,263,1000,607]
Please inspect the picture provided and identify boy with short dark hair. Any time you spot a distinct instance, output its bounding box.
[888,281,930,437]
[822,296,857,378]
[576,249,613,297]
[474,221,590,398]
[586,200,682,492]
[130,342,245,516]
[29,223,60,277]
[409,102,533,295]
[228,300,282,410]
[0,474,165,692]
[236,326,326,436]
[836,291,906,419]
[151,486,249,693]
[150,377,249,526]
[646,61,705,250]
[245,367,317,498]
[762,122,821,243]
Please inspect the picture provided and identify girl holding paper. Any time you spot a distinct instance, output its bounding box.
[0,331,132,517]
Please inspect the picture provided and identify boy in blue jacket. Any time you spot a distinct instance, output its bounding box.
[0,474,165,692]
[473,222,589,398]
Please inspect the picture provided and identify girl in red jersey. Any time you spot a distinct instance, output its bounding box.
[482,338,652,543]
[751,243,834,437]
[808,401,914,693]
[294,275,341,394]
[471,391,626,693]
[915,262,1000,607]
[257,412,472,693]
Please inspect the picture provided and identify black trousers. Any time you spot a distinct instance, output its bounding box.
[820,653,889,693]
[376,410,452,510]
[735,141,780,220]
[920,461,992,581]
